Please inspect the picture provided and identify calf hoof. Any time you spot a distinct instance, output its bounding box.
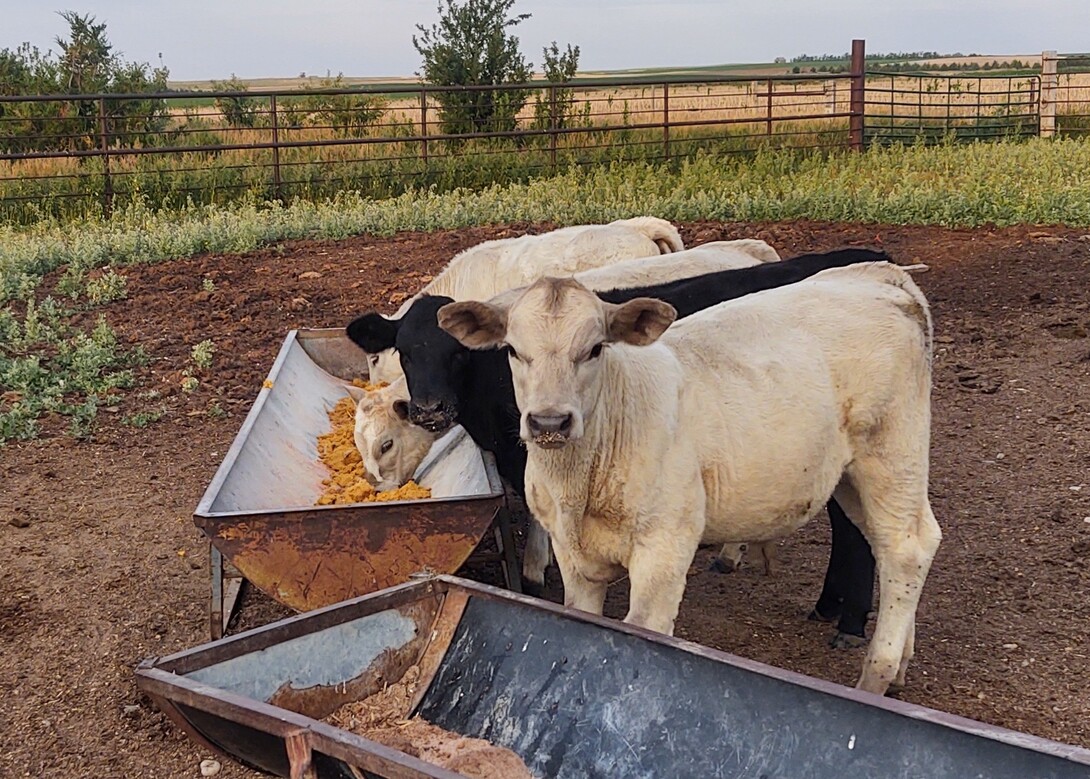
[522,580,549,600]
[807,606,840,624]
[829,631,868,650]
[708,558,737,574]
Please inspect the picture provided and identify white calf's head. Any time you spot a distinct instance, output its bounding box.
[346,379,437,489]
[365,348,405,385]
[438,277,676,449]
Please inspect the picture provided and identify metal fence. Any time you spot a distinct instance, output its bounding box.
[1,39,1087,223]
[1047,51,1090,137]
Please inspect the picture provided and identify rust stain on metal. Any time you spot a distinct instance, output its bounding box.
[267,598,440,719]
[197,500,499,613]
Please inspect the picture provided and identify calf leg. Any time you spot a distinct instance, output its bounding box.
[756,541,778,575]
[809,498,876,648]
[710,543,745,573]
[626,538,699,636]
[551,541,607,616]
[840,476,941,696]
[521,517,553,596]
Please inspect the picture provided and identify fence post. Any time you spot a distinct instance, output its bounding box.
[1040,50,1057,138]
[765,79,773,137]
[97,97,113,217]
[849,38,865,150]
[420,88,428,164]
[269,94,283,201]
[662,83,670,162]
[549,84,558,168]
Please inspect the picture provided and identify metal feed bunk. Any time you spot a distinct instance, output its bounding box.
[137,575,1090,779]
[194,328,524,638]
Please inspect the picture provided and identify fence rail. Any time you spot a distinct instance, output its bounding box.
[1,39,1087,223]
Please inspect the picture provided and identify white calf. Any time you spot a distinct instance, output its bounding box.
[438,264,940,695]
[365,217,689,384]
[345,379,437,491]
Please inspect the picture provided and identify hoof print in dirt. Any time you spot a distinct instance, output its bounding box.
[1044,320,1089,340]
[954,366,1001,394]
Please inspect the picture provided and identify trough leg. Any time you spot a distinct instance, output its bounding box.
[492,506,524,595]
[209,544,245,640]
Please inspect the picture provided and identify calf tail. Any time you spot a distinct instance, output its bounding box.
[617,216,685,254]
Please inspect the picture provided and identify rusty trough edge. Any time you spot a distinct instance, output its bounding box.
[137,667,463,779]
[156,579,446,675]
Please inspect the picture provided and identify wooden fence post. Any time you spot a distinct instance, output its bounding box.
[1040,50,1058,138]
[849,39,866,150]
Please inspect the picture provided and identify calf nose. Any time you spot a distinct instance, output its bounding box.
[527,413,573,438]
[409,401,452,432]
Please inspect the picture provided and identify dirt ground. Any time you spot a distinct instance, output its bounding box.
[1,219,1089,778]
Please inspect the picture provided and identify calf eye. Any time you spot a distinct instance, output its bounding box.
[380,440,393,455]
[589,343,604,360]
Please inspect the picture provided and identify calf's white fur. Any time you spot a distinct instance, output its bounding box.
[365,217,690,384]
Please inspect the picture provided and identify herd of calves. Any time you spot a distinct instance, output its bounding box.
[341,216,939,696]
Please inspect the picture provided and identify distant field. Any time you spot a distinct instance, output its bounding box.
[165,53,1048,92]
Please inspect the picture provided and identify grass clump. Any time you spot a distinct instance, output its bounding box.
[0,305,144,441]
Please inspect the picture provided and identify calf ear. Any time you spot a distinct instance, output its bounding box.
[344,385,369,404]
[391,400,410,420]
[346,313,400,353]
[437,301,508,349]
[606,298,677,346]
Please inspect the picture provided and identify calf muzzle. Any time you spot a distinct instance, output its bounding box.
[408,401,455,434]
[527,412,574,449]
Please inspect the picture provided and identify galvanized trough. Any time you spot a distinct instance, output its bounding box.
[195,328,518,638]
[137,575,1090,779]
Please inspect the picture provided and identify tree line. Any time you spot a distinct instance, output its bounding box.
[1,1,582,155]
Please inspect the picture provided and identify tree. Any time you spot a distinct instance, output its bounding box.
[212,75,262,129]
[0,12,170,153]
[533,41,581,131]
[413,0,533,136]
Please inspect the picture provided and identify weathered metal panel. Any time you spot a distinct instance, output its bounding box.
[188,599,439,720]
[417,594,1090,779]
[139,577,1090,779]
[196,503,496,613]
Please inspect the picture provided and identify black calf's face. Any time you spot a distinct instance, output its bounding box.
[347,297,471,434]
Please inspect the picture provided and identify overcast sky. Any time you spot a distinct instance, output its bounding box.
[2,1,1087,82]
